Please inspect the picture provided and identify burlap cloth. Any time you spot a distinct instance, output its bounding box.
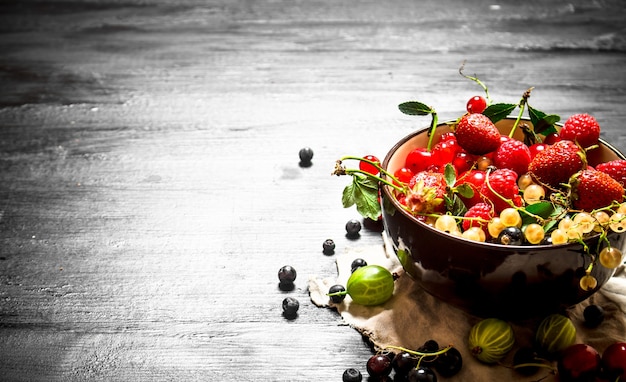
[308,232,626,381]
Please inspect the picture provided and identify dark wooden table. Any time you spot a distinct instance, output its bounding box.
[1,1,626,381]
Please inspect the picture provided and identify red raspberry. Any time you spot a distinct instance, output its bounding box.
[595,159,626,186]
[493,139,532,176]
[462,202,494,234]
[560,113,601,149]
[455,113,501,155]
[480,168,523,213]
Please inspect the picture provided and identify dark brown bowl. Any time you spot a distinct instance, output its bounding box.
[381,118,626,319]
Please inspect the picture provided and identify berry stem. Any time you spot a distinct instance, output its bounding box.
[509,87,533,138]
[337,156,405,193]
[426,111,439,152]
[459,61,492,104]
[383,344,453,358]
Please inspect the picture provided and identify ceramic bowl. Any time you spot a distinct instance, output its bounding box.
[381,118,626,318]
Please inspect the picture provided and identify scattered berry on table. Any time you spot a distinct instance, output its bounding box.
[277,265,297,291]
[407,366,437,382]
[322,238,336,255]
[342,368,362,382]
[277,265,297,283]
[298,147,314,166]
[350,258,367,273]
[282,297,299,318]
[433,346,463,377]
[345,219,362,237]
[455,113,501,155]
[583,304,605,328]
[560,113,601,149]
[392,351,418,376]
[417,339,440,364]
[512,347,541,376]
[366,354,392,377]
[327,284,346,303]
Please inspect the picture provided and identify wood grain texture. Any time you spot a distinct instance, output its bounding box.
[1,1,626,381]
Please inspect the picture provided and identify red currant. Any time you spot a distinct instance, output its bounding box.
[528,142,548,159]
[405,148,435,174]
[452,151,473,173]
[432,138,461,166]
[393,167,414,186]
[466,95,487,114]
[359,154,380,175]
[543,132,561,145]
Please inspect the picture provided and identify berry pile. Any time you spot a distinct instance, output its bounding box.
[342,340,463,381]
[333,76,626,290]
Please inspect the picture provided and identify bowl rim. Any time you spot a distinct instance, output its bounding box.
[381,117,626,250]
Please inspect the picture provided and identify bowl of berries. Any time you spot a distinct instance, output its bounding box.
[334,85,626,318]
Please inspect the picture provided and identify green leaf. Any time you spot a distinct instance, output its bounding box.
[342,175,381,220]
[398,101,433,116]
[483,103,518,123]
[455,183,474,199]
[528,105,560,136]
[520,202,564,226]
[444,164,456,187]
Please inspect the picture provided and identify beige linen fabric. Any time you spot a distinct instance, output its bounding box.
[308,233,626,381]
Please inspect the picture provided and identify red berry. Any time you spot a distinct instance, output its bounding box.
[432,137,462,166]
[493,139,532,177]
[456,169,487,208]
[542,132,561,145]
[359,154,380,175]
[393,167,414,185]
[466,95,487,114]
[560,113,601,149]
[528,142,548,159]
[528,140,584,188]
[462,202,494,235]
[480,168,522,213]
[405,171,447,214]
[569,168,624,211]
[601,342,626,381]
[595,159,626,186]
[405,148,435,174]
[557,344,601,382]
[455,113,501,155]
[452,151,473,173]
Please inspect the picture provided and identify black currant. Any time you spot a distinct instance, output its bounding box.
[346,219,362,238]
[512,347,540,376]
[433,346,462,378]
[342,368,362,382]
[322,238,336,255]
[282,297,299,318]
[416,339,439,364]
[350,258,367,273]
[366,354,392,377]
[583,304,605,328]
[408,366,437,382]
[328,284,346,303]
[497,226,524,245]
[298,147,314,166]
[392,351,418,376]
[278,265,297,283]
